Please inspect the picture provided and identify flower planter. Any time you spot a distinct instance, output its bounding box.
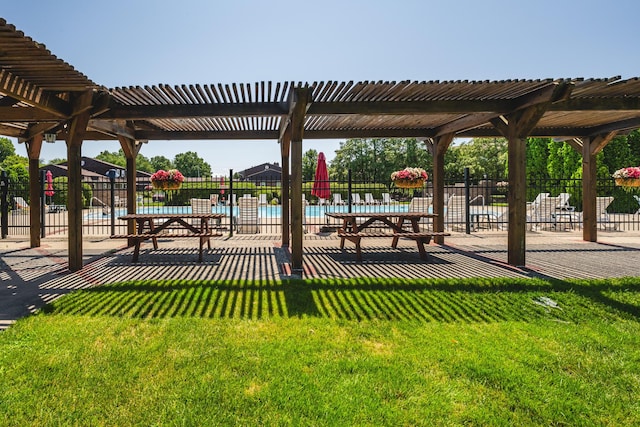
[394,178,425,189]
[615,178,640,188]
[152,181,182,190]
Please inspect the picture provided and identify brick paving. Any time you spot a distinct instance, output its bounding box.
[2,230,640,329]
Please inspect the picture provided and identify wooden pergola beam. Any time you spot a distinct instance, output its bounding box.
[424,134,454,244]
[25,130,43,248]
[0,69,71,117]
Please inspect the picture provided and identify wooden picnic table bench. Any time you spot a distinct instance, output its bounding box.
[111,213,225,262]
[326,212,450,262]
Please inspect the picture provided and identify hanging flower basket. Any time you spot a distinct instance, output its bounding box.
[394,178,425,189]
[615,178,640,188]
[391,167,428,189]
[612,167,640,191]
[150,169,184,190]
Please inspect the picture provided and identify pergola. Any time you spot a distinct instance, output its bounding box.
[3,18,640,272]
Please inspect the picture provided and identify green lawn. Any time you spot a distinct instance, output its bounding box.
[1,277,639,426]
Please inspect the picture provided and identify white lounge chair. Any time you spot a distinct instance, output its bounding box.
[381,193,398,205]
[13,196,29,214]
[237,197,260,234]
[190,198,215,228]
[332,194,346,205]
[351,193,364,205]
[445,195,467,231]
[364,193,379,205]
[595,196,617,230]
[258,193,268,205]
[113,195,126,207]
[210,194,219,206]
[408,197,433,230]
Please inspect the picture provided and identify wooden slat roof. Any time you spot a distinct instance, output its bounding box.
[2,18,640,142]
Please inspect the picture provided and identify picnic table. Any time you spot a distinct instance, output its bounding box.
[112,213,225,262]
[325,212,450,262]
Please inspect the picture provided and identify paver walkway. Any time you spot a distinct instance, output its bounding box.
[2,231,640,329]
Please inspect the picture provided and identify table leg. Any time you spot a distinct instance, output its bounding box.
[391,217,405,248]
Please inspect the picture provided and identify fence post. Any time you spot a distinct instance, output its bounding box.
[228,169,234,237]
[464,167,471,234]
[0,171,8,238]
[348,169,352,213]
[108,171,116,236]
[40,169,46,238]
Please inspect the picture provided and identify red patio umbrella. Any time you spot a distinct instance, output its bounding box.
[219,176,225,194]
[311,152,331,201]
[45,170,55,199]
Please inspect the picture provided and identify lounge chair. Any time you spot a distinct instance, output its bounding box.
[364,193,379,205]
[190,198,216,229]
[237,197,260,234]
[595,196,617,230]
[351,193,364,205]
[210,194,219,206]
[258,193,268,205]
[408,197,433,230]
[381,193,398,205]
[445,195,466,231]
[113,195,126,207]
[332,194,346,205]
[13,196,29,214]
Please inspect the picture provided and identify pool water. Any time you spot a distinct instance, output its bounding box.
[86,203,412,220]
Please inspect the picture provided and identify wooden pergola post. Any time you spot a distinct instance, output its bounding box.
[25,131,43,248]
[65,91,93,272]
[288,87,311,271]
[119,135,143,246]
[425,134,453,244]
[569,133,617,241]
[279,126,291,247]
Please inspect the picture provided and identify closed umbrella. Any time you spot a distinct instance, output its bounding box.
[311,152,330,203]
[45,170,55,202]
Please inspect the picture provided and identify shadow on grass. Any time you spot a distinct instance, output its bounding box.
[41,277,640,323]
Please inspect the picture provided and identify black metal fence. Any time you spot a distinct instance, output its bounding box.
[2,170,640,238]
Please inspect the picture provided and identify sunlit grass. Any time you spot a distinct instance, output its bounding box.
[1,277,639,425]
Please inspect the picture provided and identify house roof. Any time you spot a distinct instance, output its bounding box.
[1,18,640,144]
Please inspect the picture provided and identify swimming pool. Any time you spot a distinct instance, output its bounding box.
[86,203,412,220]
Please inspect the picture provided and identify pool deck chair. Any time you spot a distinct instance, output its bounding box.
[408,197,433,230]
[364,193,379,205]
[210,194,219,206]
[381,193,398,205]
[332,194,346,205]
[351,193,365,205]
[258,194,268,205]
[237,196,260,234]
[13,196,29,213]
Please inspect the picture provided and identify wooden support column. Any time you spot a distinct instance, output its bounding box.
[119,135,143,245]
[65,91,93,272]
[577,133,617,241]
[425,134,453,244]
[25,132,43,248]
[279,126,291,247]
[286,87,312,272]
[492,107,548,266]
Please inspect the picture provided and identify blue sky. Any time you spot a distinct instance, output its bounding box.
[4,0,640,175]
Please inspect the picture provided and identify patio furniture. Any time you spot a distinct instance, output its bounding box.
[237,196,260,234]
[364,193,379,205]
[12,196,29,214]
[210,194,219,206]
[258,194,268,205]
[634,195,640,214]
[332,194,346,205]
[351,193,365,205]
[381,193,398,205]
[326,212,449,262]
[112,213,224,262]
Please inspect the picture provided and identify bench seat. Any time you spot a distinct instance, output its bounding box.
[336,230,450,262]
[111,232,223,262]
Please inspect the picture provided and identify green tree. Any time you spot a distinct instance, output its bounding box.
[0,137,16,163]
[174,151,211,177]
[453,138,508,179]
[302,149,318,181]
[95,150,126,167]
[150,155,173,172]
[0,154,29,182]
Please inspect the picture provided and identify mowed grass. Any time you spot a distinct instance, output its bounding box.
[1,277,640,426]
